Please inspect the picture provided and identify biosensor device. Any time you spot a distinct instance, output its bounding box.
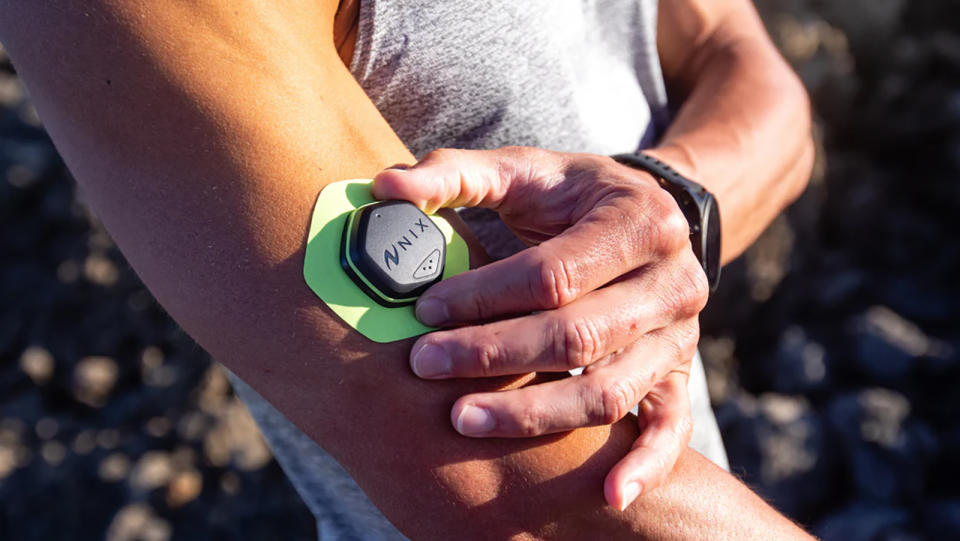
[303,179,469,343]
[340,200,447,307]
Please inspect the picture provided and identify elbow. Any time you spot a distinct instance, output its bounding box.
[725,39,817,208]
[788,132,816,206]
[750,26,816,208]
[786,81,816,206]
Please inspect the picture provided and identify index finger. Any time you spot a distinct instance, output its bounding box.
[414,188,689,326]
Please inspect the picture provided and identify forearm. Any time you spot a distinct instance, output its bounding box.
[652,0,815,263]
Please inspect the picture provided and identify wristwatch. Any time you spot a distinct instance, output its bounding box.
[611,152,721,293]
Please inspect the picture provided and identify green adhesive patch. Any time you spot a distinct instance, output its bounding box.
[303,179,469,343]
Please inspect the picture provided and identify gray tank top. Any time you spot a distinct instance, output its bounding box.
[352,0,668,158]
[229,1,728,539]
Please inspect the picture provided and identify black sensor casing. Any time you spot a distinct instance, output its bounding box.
[340,201,446,307]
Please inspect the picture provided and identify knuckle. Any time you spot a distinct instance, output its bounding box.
[687,259,710,305]
[424,147,458,163]
[688,271,710,316]
[556,317,604,369]
[514,402,546,437]
[674,413,694,445]
[652,196,690,255]
[677,259,710,317]
[503,145,537,160]
[657,285,683,320]
[500,145,527,155]
[474,340,502,376]
[531,251,580,309]
[561,152,603,176]
[657,258,709,320]
[497,146,549,185]
[594,379,637,426]
[673,320,701,361]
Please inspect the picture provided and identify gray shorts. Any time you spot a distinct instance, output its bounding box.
[226,351,728,540]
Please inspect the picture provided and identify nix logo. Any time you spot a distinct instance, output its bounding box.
[383,218,432,270]
[342,200,447,305]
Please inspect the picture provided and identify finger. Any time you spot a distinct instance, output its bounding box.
[448,336,675,438]
[410,266,679,379]
[414,187,693,326]
[372,147,562,214]
[603,370,693,511]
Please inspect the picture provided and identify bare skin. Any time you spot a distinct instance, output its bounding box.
[0,0,813,539]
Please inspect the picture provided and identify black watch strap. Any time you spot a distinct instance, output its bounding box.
[611,152,722,293]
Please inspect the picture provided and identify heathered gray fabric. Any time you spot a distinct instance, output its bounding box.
[350,0,668,157]
[228,1,729,539]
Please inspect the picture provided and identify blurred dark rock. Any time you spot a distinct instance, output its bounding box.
[73,356,119,407]
[813,504,913,541]
[764,325,832,393]
[826,389,937,504]
[717,392,834,520]
[921,500,960,539]
[105,504,171,541]
[708,2,960,537]
[846,307,927,384]
[933,424,960,494]
[811,267,865,309]
[818,0,907,54]
[880,275,960,324]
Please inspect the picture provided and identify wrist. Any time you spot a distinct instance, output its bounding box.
[641,144,700,183]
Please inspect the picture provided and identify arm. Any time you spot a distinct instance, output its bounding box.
[654,0,815,263]
[0,1,809,539]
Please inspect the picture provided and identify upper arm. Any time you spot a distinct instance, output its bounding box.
[657,0,786,93]
[0,2,650,537]
[0,0,412,366]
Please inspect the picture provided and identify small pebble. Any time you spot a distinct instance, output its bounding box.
[166,470,203,507]
[74,356,119,407]
[130,451,172,491]
[20,346,54,385]
[99,453,131,482]
[40,440,66,466]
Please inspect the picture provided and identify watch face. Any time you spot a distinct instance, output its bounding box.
[703,196,722,290]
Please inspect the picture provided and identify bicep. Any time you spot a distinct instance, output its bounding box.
[0,2,646,537]
[657,0,774,91]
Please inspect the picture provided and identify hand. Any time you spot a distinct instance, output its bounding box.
[373,146,709,510]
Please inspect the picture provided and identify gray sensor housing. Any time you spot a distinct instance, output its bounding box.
[340,200,446,307]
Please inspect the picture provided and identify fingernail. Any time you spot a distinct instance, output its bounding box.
[619,481,642,511]
[416,297,449,326]
[411,343,451,378]
[455,405,496,436]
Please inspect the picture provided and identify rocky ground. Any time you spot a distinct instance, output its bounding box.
[705,1,960,538]
[2,1,959,540]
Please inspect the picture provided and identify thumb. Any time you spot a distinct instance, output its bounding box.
[372,147,556,214]
[603,370,693,511]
